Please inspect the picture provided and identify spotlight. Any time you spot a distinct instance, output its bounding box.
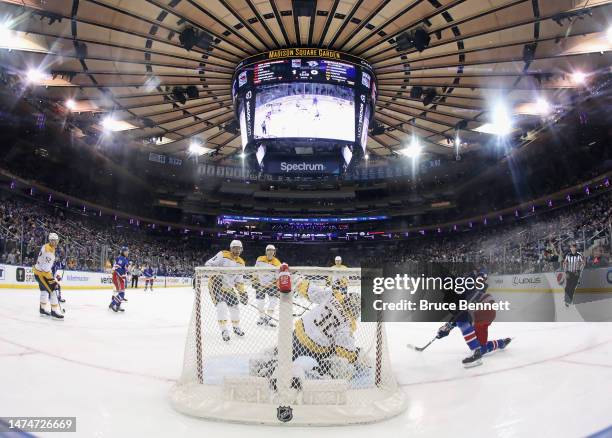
[65,99,76,110]
[185,85,199,99]
[455,120,468,130]
[422,88,437,106]
[172,86,187,105]
[370,121,385,136]
[399,138,422,158]
[364,153,370,160]
[535,97,551,115]
[188,140,210,156]
[179,27,213,51]
[239,152,246,159]
[522,43,536,63]
[412,28,431,52]
[225,119,239,134]
[0,19,13,40]
[491,101,512,136]
[26,68,46,84]
[396,27,430,52]
[101,115,115,131]
[410,86,423,99]
[571,71,587,84]
[396,32,413,52]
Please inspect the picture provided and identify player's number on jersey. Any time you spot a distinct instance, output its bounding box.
[313,305,341,339]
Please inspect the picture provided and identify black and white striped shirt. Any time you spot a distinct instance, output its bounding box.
[564,252,584,273]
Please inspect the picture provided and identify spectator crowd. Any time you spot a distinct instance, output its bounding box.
[1,189,610,277]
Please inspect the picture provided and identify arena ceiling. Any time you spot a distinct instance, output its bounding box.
[1,0,611,161]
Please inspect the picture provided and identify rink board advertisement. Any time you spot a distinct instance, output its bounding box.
[360,263,612,323]
[0,265,191,290]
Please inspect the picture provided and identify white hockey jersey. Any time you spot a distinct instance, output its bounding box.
[327,264,349,288]
[33,243,56,275]
[295,281,358,363]
[204,250,245,289]
[254,255,281,286]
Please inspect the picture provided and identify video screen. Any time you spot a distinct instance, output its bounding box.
[254,82,355,142]
[239,101,248,149]
[253,58,356,85]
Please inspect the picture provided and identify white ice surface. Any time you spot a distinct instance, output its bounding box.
[1,287,611,438]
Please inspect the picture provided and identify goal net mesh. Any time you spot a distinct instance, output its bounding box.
[170,266,406,425]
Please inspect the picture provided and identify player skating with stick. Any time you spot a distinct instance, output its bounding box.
[109,246,130,312]
[410,271,512,367]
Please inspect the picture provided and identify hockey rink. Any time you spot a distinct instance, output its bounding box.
[1,287,611,438]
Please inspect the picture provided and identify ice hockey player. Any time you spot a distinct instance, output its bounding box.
[109,246,130,312]
[327,255,348,293]
[436,271,512,367]
[143,265,155,292]
[332,256,346,269]
[34,232,63,320]
[253,244,281,327]
[291,277,362,380]
[52,259,66,303]
[204,240,248,341]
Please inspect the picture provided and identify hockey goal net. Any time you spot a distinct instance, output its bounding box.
[169,266,406,425]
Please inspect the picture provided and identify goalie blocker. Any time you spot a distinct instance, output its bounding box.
[169,265,406,425]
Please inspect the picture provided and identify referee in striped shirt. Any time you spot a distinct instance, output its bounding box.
[562,242,584,307]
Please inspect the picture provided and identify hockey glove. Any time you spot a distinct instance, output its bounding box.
[437,322,454,339]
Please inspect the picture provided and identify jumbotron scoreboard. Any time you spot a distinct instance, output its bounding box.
[233,48,377,175]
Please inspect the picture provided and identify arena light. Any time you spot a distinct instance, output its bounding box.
[476,100,512,136]
[364,153,370,160]
[398,138,422,158]
[535,98,551,115]
[188,141,212,156]
[0,19,12,41]
[571,71,587,84]
[26,68,46,84]
[100,115,136,132]
[239,152,246,159]
[65,99,76,111]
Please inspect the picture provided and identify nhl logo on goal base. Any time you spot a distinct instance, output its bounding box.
[277,405,293,423]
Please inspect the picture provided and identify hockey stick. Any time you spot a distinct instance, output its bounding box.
[407,335,438,352]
